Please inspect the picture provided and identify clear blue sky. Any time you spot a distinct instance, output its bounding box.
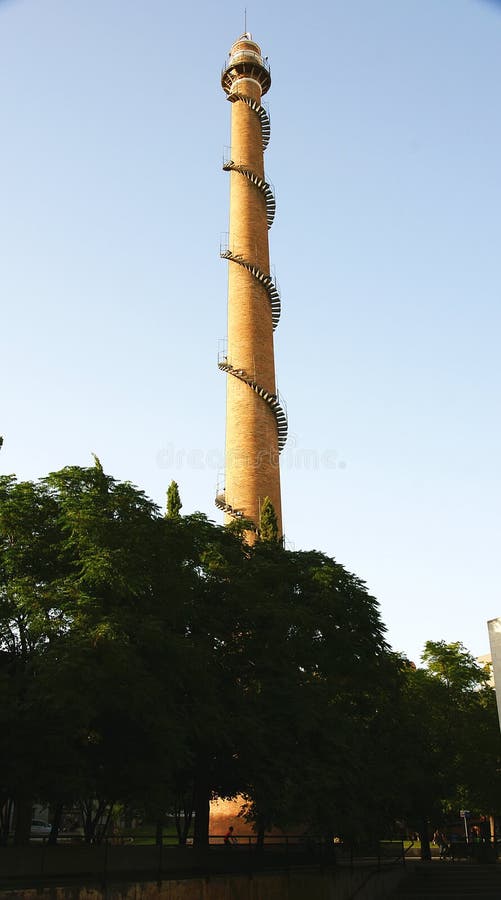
[1,0,500,665]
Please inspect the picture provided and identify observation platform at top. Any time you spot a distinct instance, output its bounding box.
[221,33,271,96]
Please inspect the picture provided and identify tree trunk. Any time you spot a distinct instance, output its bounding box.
[0,797,14,846]
[80,798,109,844]
[174,791,194,845]
[175,809,193,845]
[193,772,210,849]
[155,819,163,847]
[13,796,32,846]
[419,818,432,861]
[48,802,64,845]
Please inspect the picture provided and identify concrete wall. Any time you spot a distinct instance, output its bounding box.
[1,867,407,900]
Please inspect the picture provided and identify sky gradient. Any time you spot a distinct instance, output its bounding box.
[1,0,500,665]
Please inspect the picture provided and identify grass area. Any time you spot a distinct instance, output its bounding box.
[117,822,192,846]
[380,840,421,851]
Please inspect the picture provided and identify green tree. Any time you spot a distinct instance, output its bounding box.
[42,463,189,842]
[0,475,69,843]
[171,513,248,847]
[422,640,490,693]
[420,641,501,825]
[259,496,278,542]
[0,464,192,843]
[386,641,501,858]
[166,480,182,518]
[13,458,501,858]
[230,544,395,843]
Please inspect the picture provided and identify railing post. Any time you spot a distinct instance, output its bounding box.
[102,836,109,887]
[248,834,253,877]
[158,834,163,882]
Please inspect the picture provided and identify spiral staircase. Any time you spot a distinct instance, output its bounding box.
[218,89,286,529]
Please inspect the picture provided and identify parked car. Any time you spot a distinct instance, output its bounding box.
[31,819,52,836]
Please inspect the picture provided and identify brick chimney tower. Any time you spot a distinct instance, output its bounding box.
[217,33,287,540]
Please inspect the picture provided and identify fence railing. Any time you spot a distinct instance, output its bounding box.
[0,835,408,889]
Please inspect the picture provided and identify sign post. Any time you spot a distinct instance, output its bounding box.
[460,810,470,843]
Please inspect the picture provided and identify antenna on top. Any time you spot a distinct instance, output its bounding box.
[244,7,247,34]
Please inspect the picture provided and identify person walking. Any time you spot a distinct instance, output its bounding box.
[224,826,238,847]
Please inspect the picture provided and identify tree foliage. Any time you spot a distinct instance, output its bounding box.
[383,641,501,855]
[259,496,279,542]
[1,463,499,848]
[166,480,182,518]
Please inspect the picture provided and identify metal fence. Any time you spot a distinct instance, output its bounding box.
[0,835,408,891]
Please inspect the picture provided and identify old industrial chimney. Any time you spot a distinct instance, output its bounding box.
[217,33,286,540]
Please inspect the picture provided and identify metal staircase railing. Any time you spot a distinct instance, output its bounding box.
[222,159,276,228]
[220,247,281,330]
[218,360,288,452]
[227,93,271,150]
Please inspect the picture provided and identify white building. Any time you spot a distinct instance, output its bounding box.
[487,617,501,728]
